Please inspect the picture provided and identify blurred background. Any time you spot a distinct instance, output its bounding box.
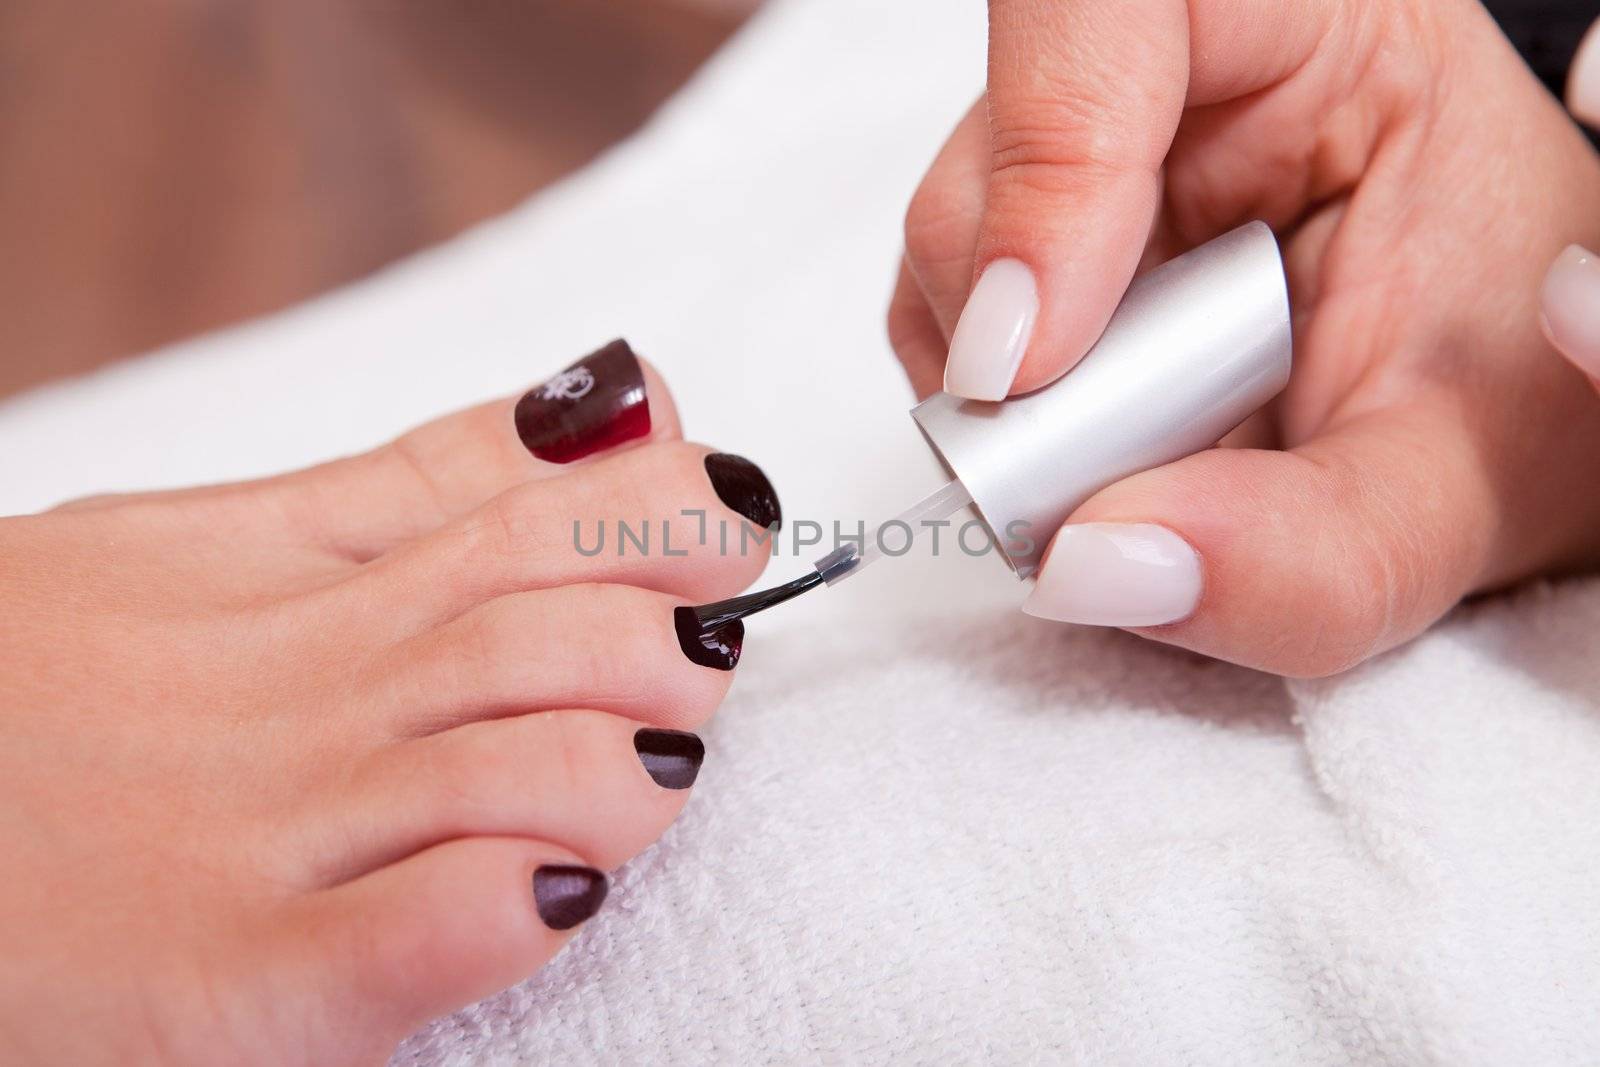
[0,0,1589,403]
[0,0,763,398]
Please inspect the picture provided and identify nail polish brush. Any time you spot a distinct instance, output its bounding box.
[689,221,1294,633]
[689,480,975,630]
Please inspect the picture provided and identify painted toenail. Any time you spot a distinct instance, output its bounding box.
[673,607,743,671]
[704,453,782,530]
[533,865,609,930]
[515,339,651,463]
[633,729,705,789]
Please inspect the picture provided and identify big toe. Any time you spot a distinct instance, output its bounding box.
[286,338,681,561]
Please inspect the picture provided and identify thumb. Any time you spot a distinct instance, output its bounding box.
[1021,406,1507,677]
[942,0,1189,400]
[1541,244,1600,391]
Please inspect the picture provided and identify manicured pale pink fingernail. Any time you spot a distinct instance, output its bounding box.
[1022,523,1201,627]
[1567,18,1600,129]
[943,259,1038,401]
[1539,244,1600,379]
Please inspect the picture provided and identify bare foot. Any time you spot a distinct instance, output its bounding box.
[0,340,776,1065]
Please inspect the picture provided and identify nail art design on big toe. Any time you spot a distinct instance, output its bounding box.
[532,865,609,930]
[633,728,706,789]
[704,453,782,530]
[673,607,743,671]
[515,339,651,463]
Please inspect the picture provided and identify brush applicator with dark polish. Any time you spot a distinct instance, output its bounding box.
[676,225,1296,649]
[688,570,822,632]
[678,480,973,644]
[673,608,745,670]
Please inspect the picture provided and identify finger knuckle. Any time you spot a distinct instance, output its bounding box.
[1295,559,1393,678]
[986,91,1151,192]
[1288,477,1412,678]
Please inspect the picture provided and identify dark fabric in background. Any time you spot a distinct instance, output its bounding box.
[1486,0,1599,143]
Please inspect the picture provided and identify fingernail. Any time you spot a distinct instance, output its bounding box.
[532,865,608,930]
[1568,18,1600,128]
[1540,244,1600,379]
[673,606,743,671]
[633,728,705,789]
[514,338,651,463]
[943,258,1038,401]
[704,453,782,530]
[1022,522,1201,627]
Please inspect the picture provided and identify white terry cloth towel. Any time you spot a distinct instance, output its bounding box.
[2,0,1600,1063]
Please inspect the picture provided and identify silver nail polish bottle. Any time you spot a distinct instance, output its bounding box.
[906,220,1292,579]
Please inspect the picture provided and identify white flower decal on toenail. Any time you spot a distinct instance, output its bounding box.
[540,367,596,402]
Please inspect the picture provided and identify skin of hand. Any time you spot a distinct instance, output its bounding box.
[1542,16,1600,393]
[889,0,1600,676]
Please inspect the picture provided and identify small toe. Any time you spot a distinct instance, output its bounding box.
[302,709,700,888]
[280,836,611,1045]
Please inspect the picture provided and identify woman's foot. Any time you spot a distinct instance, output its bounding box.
[0,340,775,1065]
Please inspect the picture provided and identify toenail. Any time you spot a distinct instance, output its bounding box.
[533,865,609,930]
[673,607,743,670]
[633,728,705,789]
[514,339,652,463]
[704,453,782,530]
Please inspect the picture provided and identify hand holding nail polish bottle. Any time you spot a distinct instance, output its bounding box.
[911,221,1291,580]
[688,223,1291,632]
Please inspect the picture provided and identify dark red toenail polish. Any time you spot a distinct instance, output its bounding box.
[533,865,609,930]
[674,606,743,671]
[515,339,651,463]
[704,453,781,530]
[634,728,705,789]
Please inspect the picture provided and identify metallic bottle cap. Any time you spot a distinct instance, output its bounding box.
[910,220,1292,578]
